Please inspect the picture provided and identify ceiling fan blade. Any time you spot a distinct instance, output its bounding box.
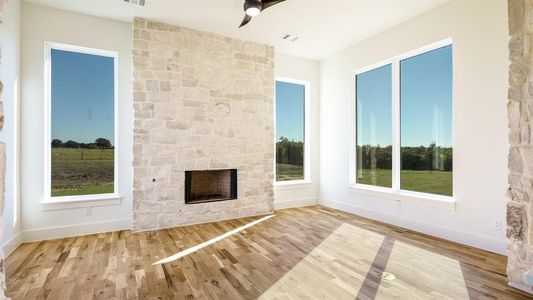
[239,14,253,28]
[262,0,286,10]
[124,0,146,6]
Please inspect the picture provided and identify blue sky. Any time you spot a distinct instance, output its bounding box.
[276,81,305,142]
[357,45,453,147]
[356,64,393,147]
[401,45,452,147]
[51,49,115,145]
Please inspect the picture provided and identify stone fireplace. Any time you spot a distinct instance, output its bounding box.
[132,18,275,231]
[185,169,237,204]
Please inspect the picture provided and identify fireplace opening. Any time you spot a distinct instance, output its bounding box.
[185,169,237,204]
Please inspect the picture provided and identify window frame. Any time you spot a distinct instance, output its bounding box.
[274,77,311,187]
[349,39,455,208]
[43,42,120,205]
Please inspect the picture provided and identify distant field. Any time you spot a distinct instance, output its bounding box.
[357,168,452,196]
[51,148,114,197]
[276,163,304,182]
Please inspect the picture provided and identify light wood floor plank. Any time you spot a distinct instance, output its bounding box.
[6,206,532,299]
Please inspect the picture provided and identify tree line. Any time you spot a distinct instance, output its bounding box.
[276,137,304,166]
[357,143,452,171]
[51,138,114,149]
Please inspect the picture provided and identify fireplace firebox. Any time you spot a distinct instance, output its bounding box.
[185,169,237,204]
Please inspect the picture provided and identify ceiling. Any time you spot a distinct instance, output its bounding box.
[24,0,451,60]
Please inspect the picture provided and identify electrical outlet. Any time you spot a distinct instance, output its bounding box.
[492,219,502,231]
[85,207,92,216]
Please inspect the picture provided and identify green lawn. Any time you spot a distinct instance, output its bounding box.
[51,150,451,197]
[51,148,114,197]
[276,163,304,181]
[357,168,452,196]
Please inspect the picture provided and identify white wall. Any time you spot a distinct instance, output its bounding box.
[17,4,318,242]
[274,54,320,209]
[15,0,508,257]
[319,0,509,254]
[0,0,21,255]
[20,3,133,241]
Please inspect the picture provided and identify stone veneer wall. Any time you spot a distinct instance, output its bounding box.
[132,18,275,231]
[508,0,533,293]
[0,1,8,298]
[0,0,5,23]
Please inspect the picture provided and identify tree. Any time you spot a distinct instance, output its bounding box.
[63,140,80,148]
[276,137,304,166]
[95,138,112,149]
[356,144,453,172]
[51,139,63,148]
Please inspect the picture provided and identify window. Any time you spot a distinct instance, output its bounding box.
[356,64,393,188]
[45,43,118,199]
[400,45,453,196]
[275,79,309,183]
[353,41,453,198]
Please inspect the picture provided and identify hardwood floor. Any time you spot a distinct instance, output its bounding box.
[6,206,532,299]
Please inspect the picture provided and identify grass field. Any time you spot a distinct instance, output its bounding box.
[51,150,450,197]
[276,163,304,181]
[51,148,114,197]
[357,168,452,196]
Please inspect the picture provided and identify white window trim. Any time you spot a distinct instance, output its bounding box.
[274,77,311,187]
[43,42,121,208]
[349,38,455,209]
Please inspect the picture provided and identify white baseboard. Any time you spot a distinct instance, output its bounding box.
[23,218,131,243]
[320,198,507,255]
[2,232,23,257]
[274,197,317,210]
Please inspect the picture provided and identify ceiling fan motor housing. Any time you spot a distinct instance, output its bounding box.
[244,0,263,15]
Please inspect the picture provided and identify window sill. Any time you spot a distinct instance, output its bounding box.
[348,184,456,211]
[41,194,122,211]
[275,180,312,190]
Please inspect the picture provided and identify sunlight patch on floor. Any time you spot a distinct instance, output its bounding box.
[259,222,469,300]
[153,215,274,265]
[376,240,469,299]
[259,223,385,299]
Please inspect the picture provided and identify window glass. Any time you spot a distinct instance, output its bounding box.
[400,45,453,196]
[276,81,305,181]
[356,65,393,188]
[50,49,115,197]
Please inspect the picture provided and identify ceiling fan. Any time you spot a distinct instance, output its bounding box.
[239,0,286,28]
